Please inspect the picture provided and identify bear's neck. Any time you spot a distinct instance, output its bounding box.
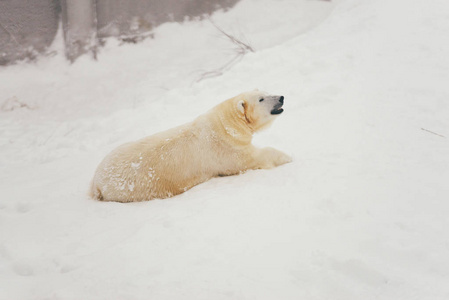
[213,107,253,145]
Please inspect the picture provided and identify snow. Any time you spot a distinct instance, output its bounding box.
[1,0,449,299]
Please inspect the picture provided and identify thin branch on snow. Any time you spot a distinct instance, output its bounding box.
[209,19,254,54]
[421,128,446,138]
[195,19,255,83]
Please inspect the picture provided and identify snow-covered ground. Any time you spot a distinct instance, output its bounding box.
[1,0,449,299]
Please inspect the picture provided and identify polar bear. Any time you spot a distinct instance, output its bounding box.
[90,90,292,202]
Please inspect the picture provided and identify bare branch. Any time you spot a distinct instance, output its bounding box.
[195,19,255,83]
[209,19,254,53]
[421,128,446,138]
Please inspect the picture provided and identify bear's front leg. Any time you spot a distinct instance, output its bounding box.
[249,147,292,170]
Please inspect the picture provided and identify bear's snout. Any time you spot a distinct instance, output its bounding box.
[270,96,284,115]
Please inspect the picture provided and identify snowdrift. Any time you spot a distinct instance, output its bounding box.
[1,0,448,299]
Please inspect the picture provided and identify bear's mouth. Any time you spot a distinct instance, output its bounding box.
[271,104,284,115]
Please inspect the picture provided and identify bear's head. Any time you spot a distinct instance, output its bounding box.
[236,90,285,132]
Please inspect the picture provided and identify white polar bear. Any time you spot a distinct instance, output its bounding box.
[90,90,292,202]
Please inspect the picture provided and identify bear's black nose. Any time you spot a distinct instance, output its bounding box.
[279,96,284,104]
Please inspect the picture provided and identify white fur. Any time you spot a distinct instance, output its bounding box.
[90,90,292,202]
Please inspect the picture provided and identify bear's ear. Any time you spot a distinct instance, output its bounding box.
[238,100,252,124]
[237,100,245,114]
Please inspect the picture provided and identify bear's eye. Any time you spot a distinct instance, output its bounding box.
[259,98,264,102]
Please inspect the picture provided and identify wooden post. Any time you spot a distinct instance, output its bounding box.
[61,0,97,62]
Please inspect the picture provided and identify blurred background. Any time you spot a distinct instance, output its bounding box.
[0,0,239,64]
